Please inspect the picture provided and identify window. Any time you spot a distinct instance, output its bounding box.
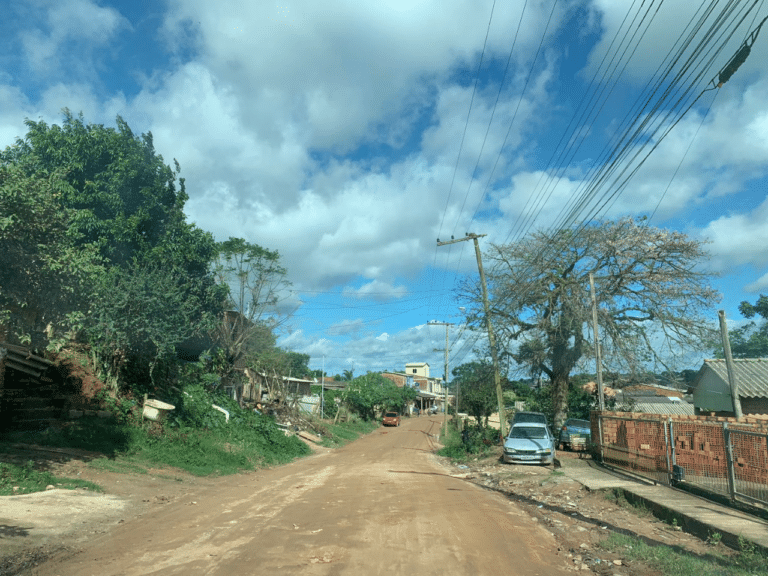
[412,368,417,373]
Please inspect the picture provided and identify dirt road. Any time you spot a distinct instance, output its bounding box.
[18,416,571,575]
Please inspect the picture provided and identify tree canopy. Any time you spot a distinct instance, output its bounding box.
[464,217,719,428]
[451,361,498,428]
[343,373,417,421]
[1,112,224,393]
[2,111,193,267]
[0,163,102,347]
[724,295,768,358]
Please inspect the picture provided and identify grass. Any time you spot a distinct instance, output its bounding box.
[88,457,149,475]
[604,488,653,518]
[2,413,311,478]
[599,532,768,576]
[1,412,382,486]
[318,419,380,447]
[0,461,101,495]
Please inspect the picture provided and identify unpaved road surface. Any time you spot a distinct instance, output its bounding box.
[5,416,572,575]
[3,416,729,576]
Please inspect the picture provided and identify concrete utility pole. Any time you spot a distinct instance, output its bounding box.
[437,233,507,438]
[718,310,743,419]
[321,356,325,418]
[430,321,453,438]
[589,273,606,411]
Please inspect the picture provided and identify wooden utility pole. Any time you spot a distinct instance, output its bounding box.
[589,273,605,411]
[430,321,453,438]
[437,233,507,438]
[718,310,743,419]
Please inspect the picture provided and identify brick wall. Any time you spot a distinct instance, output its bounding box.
[593,411,768,487]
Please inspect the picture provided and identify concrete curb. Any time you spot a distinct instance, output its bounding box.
[561,457,768,552]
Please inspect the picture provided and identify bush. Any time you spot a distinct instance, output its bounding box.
[437,424,500,461]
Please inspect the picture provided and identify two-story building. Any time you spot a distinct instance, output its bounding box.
[381,362,448,414]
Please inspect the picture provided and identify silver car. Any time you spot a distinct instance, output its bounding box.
[503,422,556,465]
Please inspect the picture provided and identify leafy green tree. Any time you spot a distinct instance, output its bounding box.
[464,218,718,429]
[343,372,416,421]
[2,112,224,392]
[2,111,193,267]
[525,382,600,426]
[452,361,498,428]
[723,295,768,358]
[0,163,102,348]
[85,260,221,392]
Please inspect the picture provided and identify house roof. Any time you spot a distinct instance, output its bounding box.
[630,402,695,416]
[699,358,768,398]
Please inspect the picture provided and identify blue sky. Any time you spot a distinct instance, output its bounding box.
[2,0,767,378]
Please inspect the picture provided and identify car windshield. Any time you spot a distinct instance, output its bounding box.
[385,412,398,417]
[514,413,546,423]
[566,419,590,428]
[510,426,547,439]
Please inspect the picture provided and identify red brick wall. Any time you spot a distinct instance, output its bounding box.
[593,411,768,485]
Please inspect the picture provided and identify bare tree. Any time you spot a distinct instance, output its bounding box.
[211,238,292,395]
[462,218,719,428]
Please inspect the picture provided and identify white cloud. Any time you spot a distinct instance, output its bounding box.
[280,321,480,375]
[585,0,768,88]
[342,281,408,301]
[698,195,768,272]
[20,0,129,77]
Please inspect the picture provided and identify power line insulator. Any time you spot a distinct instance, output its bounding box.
[718,44,751,87]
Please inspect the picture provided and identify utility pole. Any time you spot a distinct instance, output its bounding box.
[589,273,605,411]
[718,310,743,419]
[437,233,507,438]
[430,321,453,438]
[321,356,325,418]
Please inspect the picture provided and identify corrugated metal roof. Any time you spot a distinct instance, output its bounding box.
[702,358,768,398]
[628,402,696,416]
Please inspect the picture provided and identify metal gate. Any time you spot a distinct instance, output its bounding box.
[595,414,768,509]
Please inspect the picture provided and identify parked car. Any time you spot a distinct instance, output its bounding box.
[382,412,401,427]
[559,418,591,451]
[509,411,548,426]
[503,422,556,465]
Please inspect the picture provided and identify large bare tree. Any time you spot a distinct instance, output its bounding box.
[463,218,719,428]
[211,238,292,380]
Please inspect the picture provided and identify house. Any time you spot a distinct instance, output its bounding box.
[237,370,315,404]
[612,383,695,416]
[692,358,768,416]
[381,363,448,413]
[405,362,430,378]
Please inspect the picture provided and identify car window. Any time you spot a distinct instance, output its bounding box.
[566,419,590,428]
[510,426,547,439]
[513,412,547,424]
[385,412,398,417]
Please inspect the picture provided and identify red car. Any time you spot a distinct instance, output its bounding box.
[382,412,401,427]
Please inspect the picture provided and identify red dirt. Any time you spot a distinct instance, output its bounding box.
[1,416,730,576]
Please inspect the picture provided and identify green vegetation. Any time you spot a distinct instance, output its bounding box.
[318,419,380,448]
[599,532,768,576]
[341,372,417,421]
[451,361,498,428]
[718,294,768,358]
[5,411,310,478]
[0,461,101,495]
[437,423,500,461]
